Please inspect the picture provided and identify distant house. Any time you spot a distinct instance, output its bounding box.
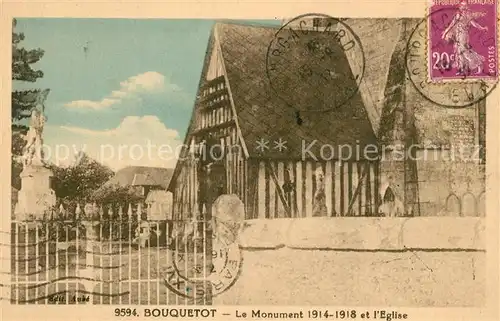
[130,172,163,197]
[94,166,174,200]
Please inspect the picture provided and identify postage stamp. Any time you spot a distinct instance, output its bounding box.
[428,0,498,82]
[1,3,499,321]
[407,12,497,107]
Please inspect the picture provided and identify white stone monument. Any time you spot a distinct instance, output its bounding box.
[14,89,56,220]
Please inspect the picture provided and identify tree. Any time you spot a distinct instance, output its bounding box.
[11,18,47,189]
[50,152,115,204]
[91,184,144,205]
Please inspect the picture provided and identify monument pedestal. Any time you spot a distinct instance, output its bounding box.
[14,165,56,220]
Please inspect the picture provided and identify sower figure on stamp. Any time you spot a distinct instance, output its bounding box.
[441,0,488,75]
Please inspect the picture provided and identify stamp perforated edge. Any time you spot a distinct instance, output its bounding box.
[424,0,500,84]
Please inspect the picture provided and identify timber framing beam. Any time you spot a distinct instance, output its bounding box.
[265,161,292,218]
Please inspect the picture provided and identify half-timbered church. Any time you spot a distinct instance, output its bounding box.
[168,18,486,221]
[167,21,381,220]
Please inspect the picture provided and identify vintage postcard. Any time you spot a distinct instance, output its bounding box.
[0,1,499,321]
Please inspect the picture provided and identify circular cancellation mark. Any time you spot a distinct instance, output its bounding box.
[164,224,243,300]
[266,13,366,113]
[405,7,497,108]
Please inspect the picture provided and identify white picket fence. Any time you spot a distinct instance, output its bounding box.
[10,202,211,305]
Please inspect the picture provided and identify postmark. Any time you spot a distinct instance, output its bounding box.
[171,229,242,297]
[428,0,498,82]
[266,14,365,113]
[164,218,243,300]
[406,7,498,108]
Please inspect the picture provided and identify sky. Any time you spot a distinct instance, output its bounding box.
[13,18,280,170]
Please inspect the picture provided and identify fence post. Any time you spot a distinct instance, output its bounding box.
[80,203,100,300]
[136,204,147,248]
[109,205,114,245]
[137,203,142,221]
[59,203,65,218]
[75,204,82,277]
[128,204,133,246]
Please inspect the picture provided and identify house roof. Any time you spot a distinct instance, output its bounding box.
[340,18,403,134]
[215,22,378,160]
[99,166,174,190]
[132,174,157,186]
[167,21,380,192]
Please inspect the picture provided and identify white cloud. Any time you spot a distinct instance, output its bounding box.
[64,98,119,109]
[111,91,128,98]
[119,72,168,93]
[43,116,184,170]
[63,71,179,110]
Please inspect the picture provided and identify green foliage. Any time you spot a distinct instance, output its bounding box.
[34,214,140,242]
[12,19,45,84]
[12,90,44,121]
[50,152,115,204]
[11,18,47,188]
[91,184,144,204]
[48,152,146,239]
[11,161,23,191]
[37,213,87,243]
